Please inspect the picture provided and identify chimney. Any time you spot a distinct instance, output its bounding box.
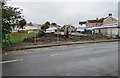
[109,13,112,17]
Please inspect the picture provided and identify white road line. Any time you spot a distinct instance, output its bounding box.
[50,52,77,56]
[0,59,23,64]
[78,46,86,47]
[50,49,102,57]
[50,54,58,56]
[91,44,97,46]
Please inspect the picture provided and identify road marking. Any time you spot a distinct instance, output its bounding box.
[91,44,97,46]
[3,51,32,55]
[50,49,98,56]
[79,46,86,47]
[50,52,77,56]
[0,59,23,64]
[24,52,31,54]
[50,54,58,56]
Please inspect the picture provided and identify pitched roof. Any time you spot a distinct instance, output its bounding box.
[79,17,108,24]
[87,18,106,23]
[90,24,119,29]
[79,21,87,24]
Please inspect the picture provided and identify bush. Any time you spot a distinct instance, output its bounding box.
[38,30,45,37]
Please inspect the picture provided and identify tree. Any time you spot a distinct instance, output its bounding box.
[41,21,50,31]
[28,22,33,26]
[51,22,57,26]
[2,0,26,45]
[19,19,26,29]
[2,0,26,33]
[45,21,50,25]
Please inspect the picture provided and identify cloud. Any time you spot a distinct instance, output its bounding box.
[7,1,118,26]
[7,0,120,2]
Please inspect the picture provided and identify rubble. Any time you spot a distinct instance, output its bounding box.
[23,33,111,44]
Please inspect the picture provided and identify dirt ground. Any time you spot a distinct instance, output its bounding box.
[23,33,111,44]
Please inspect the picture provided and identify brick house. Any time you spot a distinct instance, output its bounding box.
[79,14,118,28]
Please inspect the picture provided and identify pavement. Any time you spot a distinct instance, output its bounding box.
[2,41,118,76]
[4,39,120,51]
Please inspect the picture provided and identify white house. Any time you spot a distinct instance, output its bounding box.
[92,24,120,38]
[19,25,41,33]
[79,14,118,28]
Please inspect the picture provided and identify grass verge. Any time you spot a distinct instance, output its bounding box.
[2,33,35,47]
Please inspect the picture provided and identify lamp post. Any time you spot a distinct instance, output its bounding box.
[57,27,59,43]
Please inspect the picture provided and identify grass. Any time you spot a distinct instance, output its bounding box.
[2,33,35,47]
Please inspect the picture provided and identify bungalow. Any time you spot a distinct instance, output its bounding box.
[76,27,88,33]
[48,25,61,29]
[45,25,61,33]
[91,24,120,38]
[19,25,41,33]
[61,25,76,34]
[79,14,118,28]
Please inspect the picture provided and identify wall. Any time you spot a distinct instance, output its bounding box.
[94,27,119,38]
[103,17,118,25]
[106,28,118,37]
[86,22,102,28]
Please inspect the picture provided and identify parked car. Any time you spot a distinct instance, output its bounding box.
[45,28,57,33]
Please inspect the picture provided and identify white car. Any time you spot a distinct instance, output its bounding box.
[45,28,57,33]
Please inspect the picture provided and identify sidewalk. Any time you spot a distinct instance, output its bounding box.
[4,39,120,51]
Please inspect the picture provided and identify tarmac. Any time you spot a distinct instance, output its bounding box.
[3,39,120,51]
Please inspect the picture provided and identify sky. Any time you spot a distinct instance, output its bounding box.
[6,0,119,26]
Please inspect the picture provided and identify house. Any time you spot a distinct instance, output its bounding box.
[79,14,118,28]
[19,25,41,33]
[90,24,120,38]
[45,25,61,33]
[76,27,88,33]
[48,25,61,29]
[61,25,76,34]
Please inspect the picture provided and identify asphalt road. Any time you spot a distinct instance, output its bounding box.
[2,41,118,76]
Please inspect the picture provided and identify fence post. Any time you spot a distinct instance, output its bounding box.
[8,33,11,46]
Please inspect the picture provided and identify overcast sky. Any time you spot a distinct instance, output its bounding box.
[7,0,119,26]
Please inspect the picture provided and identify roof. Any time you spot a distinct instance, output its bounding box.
[49,25,61,28]
[89,24,119,29]
[79,21,87,24]
[19,25,39,31]
[61,25,76,29]
[87,18,106,23]
[79,17,107,24]
[78,27,88,29]
[77,27,88,31]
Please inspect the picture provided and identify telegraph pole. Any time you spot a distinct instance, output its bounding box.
[118,2,120,38]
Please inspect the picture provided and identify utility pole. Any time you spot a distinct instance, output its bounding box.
[8,32,11,46]
[34,26,37,45]
[118,2,120,38]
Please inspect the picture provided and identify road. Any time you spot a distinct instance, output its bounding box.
[2,41,118,76]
